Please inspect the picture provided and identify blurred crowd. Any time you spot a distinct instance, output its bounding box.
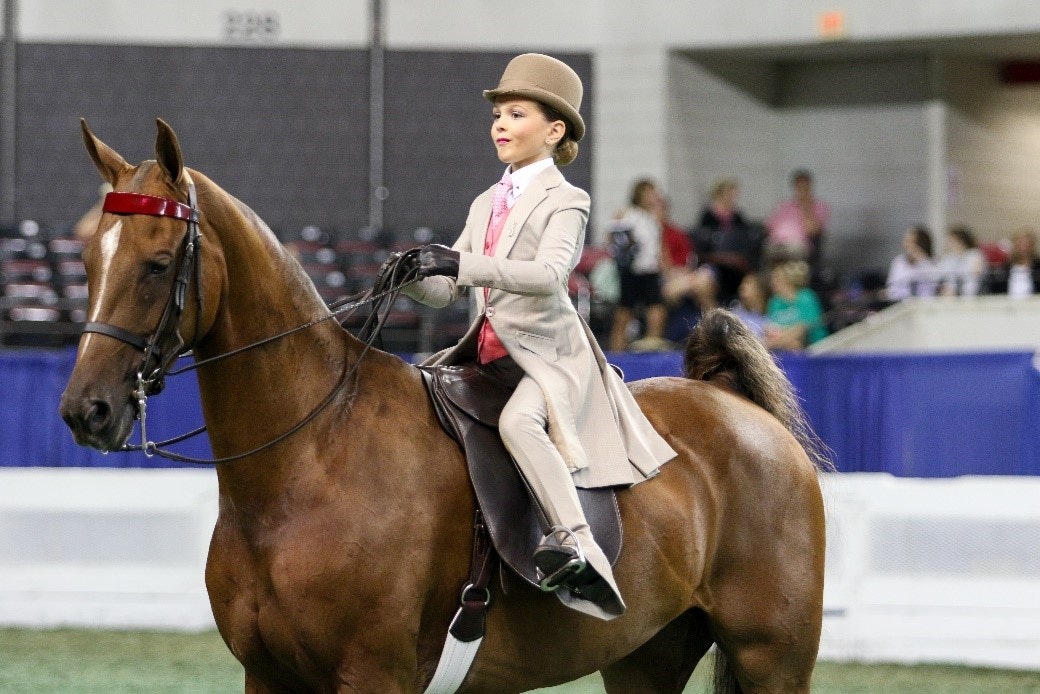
[7,168,1040,355]
[591,171,830,353]
[581,170,1040,353]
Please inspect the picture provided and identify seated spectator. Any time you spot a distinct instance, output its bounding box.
[765,169,829,271]
[765,260,828,350]
[657,196,715,343]
[608,179,671,352]
[886,224,938,300]
[729,272,770,339]
[993,227,1040,297]
[690,178,762,307]
[938,224,986,296]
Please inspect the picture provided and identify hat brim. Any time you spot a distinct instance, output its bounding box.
[483,86,586,142]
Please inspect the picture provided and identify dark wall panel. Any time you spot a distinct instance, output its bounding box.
[13,45,592,242]
[17,43,369,236]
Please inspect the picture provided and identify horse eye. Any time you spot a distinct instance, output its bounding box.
[147,260,171,275]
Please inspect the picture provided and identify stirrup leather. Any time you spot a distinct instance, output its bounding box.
[535,526,587,592]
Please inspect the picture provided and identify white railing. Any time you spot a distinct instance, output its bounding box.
[811,295,1040,354]
[2,468,1039,669]
[820,473,1040,669]
[0,468,217,629]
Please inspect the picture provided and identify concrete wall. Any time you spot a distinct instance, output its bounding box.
[665,54,779,232]
[16,1,1040,50]
[945,59,1040,241]
[662,54,934,274]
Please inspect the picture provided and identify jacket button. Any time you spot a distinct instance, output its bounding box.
[485,306,496,317]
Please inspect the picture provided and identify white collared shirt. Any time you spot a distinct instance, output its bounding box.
[504,157,553,209]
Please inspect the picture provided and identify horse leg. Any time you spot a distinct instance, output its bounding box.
[705,561,822,693]
[244,673,278,693]
[600,609,714,693]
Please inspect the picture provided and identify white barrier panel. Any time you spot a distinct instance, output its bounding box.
[2,469,1040,669]
[810,295,1040,354]
[0,469,218,630]
[820,473,1040,669]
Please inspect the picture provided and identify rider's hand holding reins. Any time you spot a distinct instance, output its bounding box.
[417,244,460,279]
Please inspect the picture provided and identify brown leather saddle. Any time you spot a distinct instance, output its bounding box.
[419,363,622,588]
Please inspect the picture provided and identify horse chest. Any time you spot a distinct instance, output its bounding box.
[212,518,397,658]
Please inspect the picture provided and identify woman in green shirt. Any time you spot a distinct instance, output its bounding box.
[765,260,828,349]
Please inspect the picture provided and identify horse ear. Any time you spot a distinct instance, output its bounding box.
[154,118,184,185]
[80,118,129,186]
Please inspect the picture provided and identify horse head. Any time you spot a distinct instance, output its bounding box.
[60,119,221,452]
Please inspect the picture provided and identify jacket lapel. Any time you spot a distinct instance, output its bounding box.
[469,186,495,250]
[494,166,564,259]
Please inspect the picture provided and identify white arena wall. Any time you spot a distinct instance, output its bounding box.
[1,467,1039,670]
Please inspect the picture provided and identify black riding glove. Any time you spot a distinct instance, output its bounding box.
[394,249,421,278]
[417,244,460,279]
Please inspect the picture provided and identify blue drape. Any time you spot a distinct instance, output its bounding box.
[2,347,1038,476]
[0,349,211,468]
[780,351,1040,477]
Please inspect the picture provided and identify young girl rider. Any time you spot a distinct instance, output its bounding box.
[404,53,676,620]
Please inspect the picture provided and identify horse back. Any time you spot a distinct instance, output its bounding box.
[623,375,825,586]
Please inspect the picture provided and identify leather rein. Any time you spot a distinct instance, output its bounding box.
[84,185,419,464]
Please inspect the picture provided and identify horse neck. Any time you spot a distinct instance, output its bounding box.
[188,174,365,468]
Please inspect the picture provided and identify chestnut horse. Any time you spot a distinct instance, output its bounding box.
[60,120,826,693]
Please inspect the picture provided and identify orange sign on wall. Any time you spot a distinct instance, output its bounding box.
[818,10,847,40]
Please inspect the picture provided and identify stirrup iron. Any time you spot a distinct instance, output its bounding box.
[536,525,587,592]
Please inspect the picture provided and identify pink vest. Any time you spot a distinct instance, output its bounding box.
[477,209,509,364]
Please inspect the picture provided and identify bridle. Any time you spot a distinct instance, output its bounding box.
[85,186,202,383]
[82,184,203,453]
[81,180,419,463]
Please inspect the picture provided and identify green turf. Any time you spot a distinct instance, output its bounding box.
[1,628,1038,693]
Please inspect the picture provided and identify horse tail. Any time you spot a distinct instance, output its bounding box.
[683,308,832,471]
[711,648,742,694]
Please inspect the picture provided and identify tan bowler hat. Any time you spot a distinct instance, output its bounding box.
[483,53,585,141]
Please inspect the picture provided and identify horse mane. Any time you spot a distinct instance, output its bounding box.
[683,309,833,472]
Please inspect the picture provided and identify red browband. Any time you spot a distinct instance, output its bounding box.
[103,191,195,221]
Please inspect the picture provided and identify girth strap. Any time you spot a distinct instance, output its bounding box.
[448,510,495,643]
[82,321,149,350]
[423,511,495,694]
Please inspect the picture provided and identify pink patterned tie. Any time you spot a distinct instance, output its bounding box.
[490,169,513,224]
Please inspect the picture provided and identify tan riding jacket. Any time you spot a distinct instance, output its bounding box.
[405,165,676,488]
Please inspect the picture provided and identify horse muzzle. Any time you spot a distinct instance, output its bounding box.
[59,385,137,453]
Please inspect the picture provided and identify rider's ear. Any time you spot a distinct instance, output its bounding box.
[154,118,184,186]
[80,118,130,186]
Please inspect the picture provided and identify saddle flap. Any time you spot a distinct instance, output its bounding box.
[436,365,513,427]
[419,364,622,588]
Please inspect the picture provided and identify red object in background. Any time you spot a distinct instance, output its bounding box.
[978,242,1009,266]
[575,245,612,275]
[818,10,846,40]
[1000,61,1040,84]
[662,222,693,267]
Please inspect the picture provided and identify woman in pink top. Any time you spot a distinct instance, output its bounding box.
[765,169,830,267]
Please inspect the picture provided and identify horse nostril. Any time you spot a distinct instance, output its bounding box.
[85,399,112,435]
